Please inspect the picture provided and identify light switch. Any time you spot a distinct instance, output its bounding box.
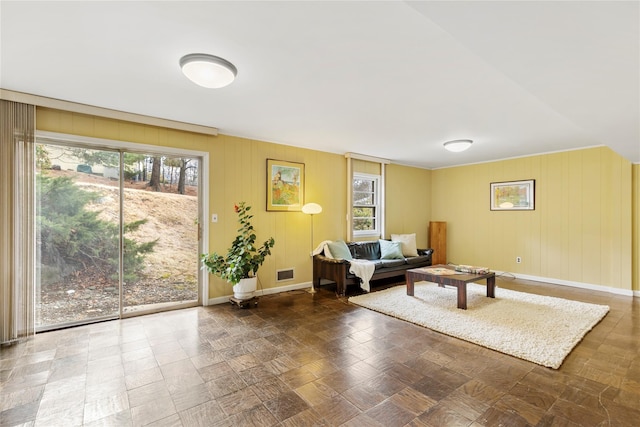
[212,214,218,223]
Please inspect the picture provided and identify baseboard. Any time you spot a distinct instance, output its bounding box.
[496,271,636,297]
[207,281,312,305]
[206,275,638,305]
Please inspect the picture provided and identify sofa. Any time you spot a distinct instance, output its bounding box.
[312,237,434,296]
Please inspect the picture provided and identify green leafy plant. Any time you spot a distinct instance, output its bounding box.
[37,174,157,284]
[201,202,275,285]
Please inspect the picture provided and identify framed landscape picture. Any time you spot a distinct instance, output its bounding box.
[267,159,304,211]
[490,179,535,211]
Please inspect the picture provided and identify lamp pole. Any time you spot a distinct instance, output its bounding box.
[302,203,322,294]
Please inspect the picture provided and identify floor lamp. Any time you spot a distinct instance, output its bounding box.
[302,202,322,294]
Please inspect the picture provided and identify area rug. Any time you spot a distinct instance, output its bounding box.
[348,282,609,369]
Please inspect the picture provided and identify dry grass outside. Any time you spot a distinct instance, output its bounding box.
[37,170,200,327]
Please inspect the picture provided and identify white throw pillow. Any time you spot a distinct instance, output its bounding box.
[391,233,418,257]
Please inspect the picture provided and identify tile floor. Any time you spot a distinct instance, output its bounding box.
[1,277,639,426]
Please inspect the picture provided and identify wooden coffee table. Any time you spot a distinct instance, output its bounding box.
[406,264,496,309]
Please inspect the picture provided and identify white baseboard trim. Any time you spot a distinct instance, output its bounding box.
[497,271,636,297]
[206,275,638,305]
[207,281,312,306]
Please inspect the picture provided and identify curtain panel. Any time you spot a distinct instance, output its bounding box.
[1,100,35,344]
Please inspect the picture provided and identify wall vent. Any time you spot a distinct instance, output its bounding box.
[276,268,294,282]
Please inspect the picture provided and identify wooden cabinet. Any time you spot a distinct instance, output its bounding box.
[429,221,446,265]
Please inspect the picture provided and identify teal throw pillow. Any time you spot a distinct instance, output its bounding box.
[327,240,353,260]
[379,239,404,259]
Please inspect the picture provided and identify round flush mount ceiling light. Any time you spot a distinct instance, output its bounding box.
[443,139,473,152]
[179,53,237,88]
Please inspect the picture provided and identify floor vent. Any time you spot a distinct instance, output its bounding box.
[276,268,294,282]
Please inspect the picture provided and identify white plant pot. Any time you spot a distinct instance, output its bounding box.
[232,277,257,300]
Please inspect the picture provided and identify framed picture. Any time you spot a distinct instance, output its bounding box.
[490,179,535,211]
[267,159,304,211]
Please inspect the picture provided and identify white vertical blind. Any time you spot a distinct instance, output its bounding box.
[346,157,353,241]
[1,100,35,344]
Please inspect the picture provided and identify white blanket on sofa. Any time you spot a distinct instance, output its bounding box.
[312,240,375,292]
[349,259,375,292]
[312,240,334,257]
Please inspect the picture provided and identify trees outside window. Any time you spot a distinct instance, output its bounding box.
[34,142,201,328]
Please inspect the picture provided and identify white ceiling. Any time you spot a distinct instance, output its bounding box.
[1,1,638,169]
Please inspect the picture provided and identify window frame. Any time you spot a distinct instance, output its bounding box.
[352,172,381,238]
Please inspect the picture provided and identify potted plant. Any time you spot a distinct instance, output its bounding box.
[201,202,275,300]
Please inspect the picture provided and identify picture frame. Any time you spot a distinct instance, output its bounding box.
[267,159,304,211]
[490,179,535,211]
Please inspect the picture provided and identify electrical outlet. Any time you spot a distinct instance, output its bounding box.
[516,256,522,263]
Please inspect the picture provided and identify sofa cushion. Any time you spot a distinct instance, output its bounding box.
[405,255,432,265]
[349,241,381,260]
[327,240,353,260]
[373,259,406,269]
[391,233,418,257]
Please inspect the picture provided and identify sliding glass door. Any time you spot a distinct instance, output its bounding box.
[35,144,121,327]
[122,153,200,314]
[35,141,201,330]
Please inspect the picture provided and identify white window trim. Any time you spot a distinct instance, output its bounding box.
[352,172,383,238]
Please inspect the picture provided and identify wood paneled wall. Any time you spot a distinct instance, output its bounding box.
[32,107,640,295]
[385,163,431,248]
[432,147,633,291]
[36,108,348,298]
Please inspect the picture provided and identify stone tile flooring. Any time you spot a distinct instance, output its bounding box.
[1,277,639,426]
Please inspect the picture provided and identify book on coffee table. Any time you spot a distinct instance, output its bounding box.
[417,267,459,275]
[454,264,490,274]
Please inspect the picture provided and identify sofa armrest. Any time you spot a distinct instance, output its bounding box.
[313,254,350,295]
[314,254,349,265]
[417,248,434,260]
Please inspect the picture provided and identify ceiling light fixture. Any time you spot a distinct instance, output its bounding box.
[179,53,237,88]
[443,139,473,152]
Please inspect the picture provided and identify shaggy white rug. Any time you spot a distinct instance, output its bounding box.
[348,282,609,369]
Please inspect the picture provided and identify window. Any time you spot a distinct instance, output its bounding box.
[345,152,388,241]
[353,172,380,237]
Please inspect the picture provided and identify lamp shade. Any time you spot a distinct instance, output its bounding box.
[179,53,237,88]
[443,139,473,152]
[302,203,322,215]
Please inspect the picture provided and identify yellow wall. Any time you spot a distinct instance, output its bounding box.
[36,108,351,298]
[385,163,431,249]
[432,147,633,291]
[208,134,348,297]
[31,107,640,295]
[35,108,430,298]
[633,164,640,291]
